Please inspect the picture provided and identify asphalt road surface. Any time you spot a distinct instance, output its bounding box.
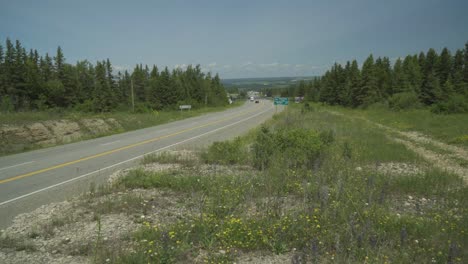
[0,100,283,228]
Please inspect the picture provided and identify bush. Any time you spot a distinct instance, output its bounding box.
[252,126,277,169]
[201,137,249,165]
[388,91,421,110]
[0,95,15,112]
[134,103,153,113]
[73,99,95,112]
[252,127,323,169]
[431,94,468,114]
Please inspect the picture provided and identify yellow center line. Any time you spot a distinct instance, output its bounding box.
[0,103,265,185]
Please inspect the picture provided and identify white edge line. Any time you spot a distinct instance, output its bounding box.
[100,140,121,146]
[0,161,36,172]
[0,106,274,207]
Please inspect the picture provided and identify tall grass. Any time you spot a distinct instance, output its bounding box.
[327,105,468,147]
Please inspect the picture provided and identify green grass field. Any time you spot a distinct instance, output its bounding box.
[325,105,468,148]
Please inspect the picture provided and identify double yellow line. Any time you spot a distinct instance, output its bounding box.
[0,103,264,185]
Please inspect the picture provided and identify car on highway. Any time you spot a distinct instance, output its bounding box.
[255,100,259,103]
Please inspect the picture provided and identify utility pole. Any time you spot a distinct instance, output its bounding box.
[130,78,135,112]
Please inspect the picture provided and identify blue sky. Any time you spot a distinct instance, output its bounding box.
[1,0,467,78]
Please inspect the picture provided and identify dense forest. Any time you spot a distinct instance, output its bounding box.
[0,39,228,113]
[288,42,468,113]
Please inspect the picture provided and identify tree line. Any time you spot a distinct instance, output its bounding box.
[291,42,468,113]
[0,39,228,112]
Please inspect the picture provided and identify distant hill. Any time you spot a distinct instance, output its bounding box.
[222,76,317,91]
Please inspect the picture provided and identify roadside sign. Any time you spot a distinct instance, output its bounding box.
[179,105,192,111]
[274,97,288,105]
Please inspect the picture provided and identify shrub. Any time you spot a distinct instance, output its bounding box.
[0,95,15,112]
[319,130,335,145]
[252,127,323,169]
[252,126,277,170]
[73,99,95,112]
[388,91,421,110]
[201,137,249,165]
[431,94,468,114]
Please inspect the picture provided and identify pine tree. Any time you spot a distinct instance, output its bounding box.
[336,61,353,106]
[403,55,423,94]
[41,53,54,82]
[131,64,146,103]
[93,61,115,112]
[464,42,468,92]
[148,65,162,109]
[437,47,452,85]
[439,77,455,101]
[24,49,42,106]
[211,73,228,106]
[0,43,5,96]
[420,48,440,105]
[374,57,392,99]
[348,60,361,107]
[358,54,379,106]
[158,67,177,108]
[421,70,441,105]
[452,49,465,94]
[392,58,410,94]
[54,46,65,81]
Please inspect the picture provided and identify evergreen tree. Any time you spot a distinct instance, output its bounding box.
[392,58,410,94]
[420,48,439,105]
[464,42,468,91]
[437,47,452,85]
[158,67,177,108]
[54,46,65,80]
[402,55,422,94]
[358,54,379,106]
[93,61,115,112]
[24,49,42,106]
[452,49,464,94]
[374,57,392,99]
[148,65,162,109]
[421,70,441,105]
[337,61,352,106]
[40,53,54,82]
[348,60,361,107]
[439,77,455,101]
[0,43,5,97]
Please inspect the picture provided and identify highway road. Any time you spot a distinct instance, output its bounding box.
[0,100,282,228]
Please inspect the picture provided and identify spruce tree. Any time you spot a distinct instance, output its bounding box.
[421,70,441,105]
[464,42,468,90]
[437,47,452,85]
[374,57,392,99]
[358,55,379,106]
[348,60,361,107]
[54,46,65,81]
[41,53,54,82]
[0,43,5,96]
[452,49,465,94]
[392,58,410,94]
[403,55,423,94]
[93,61,114,112]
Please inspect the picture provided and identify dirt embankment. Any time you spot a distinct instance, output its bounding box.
[0,118,123,155]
